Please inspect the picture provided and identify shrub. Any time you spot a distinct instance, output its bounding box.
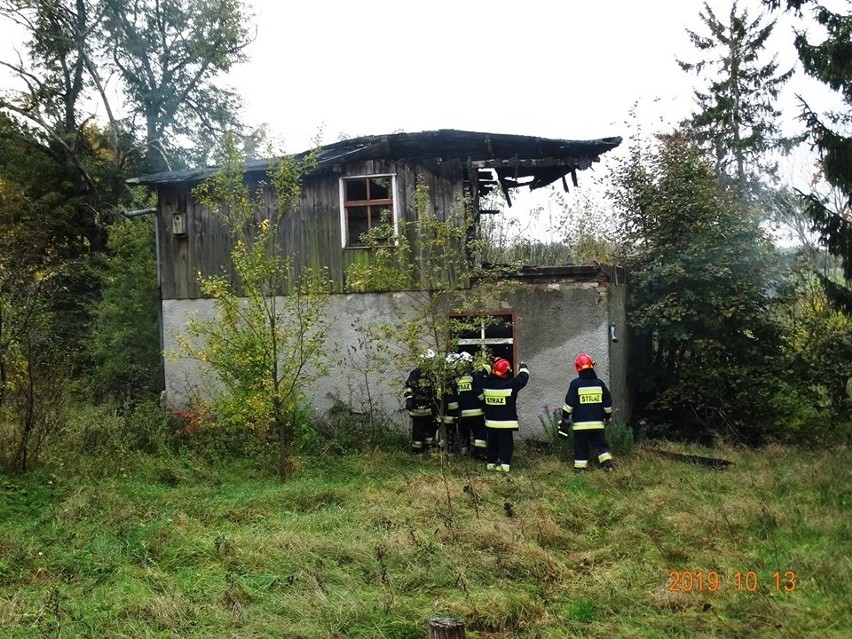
[308,399,407,455]
[538,406,572,458]
[45,400,179,476]
[606,418,635,455]
[172,400,273,463]
[769,382,852,445]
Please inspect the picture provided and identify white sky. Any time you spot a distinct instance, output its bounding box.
[0,0,846,238]
[0,0,842,157]
[227,0,844,242]
[231,0,841,154]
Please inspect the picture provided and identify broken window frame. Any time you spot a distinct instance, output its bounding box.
[451,311,517,368]
[339,174,398,248]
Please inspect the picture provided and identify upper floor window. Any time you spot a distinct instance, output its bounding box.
[339,174,397,247]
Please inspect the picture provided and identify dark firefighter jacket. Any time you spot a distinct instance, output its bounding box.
[561,369,613,430]
[482,364,530,429]
[437,379,460,425]
[457,370,486,417]
[404,368,434,418]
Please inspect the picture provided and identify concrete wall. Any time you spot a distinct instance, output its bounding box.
[606,278,631,424]
[162,293,414,424]
[504,280,620,436]
[161,277,629,438]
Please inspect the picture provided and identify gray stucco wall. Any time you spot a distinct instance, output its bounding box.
[162,293,414,424]
[162,278,628,439]
[505,281,615,436]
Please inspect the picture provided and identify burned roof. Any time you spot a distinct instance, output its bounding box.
[128,129,622,192]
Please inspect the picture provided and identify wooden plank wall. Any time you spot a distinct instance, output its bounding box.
[158,159,467,299]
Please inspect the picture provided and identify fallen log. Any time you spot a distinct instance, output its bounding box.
[649,447,733,469]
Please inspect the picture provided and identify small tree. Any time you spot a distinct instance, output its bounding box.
[176,136,330,479]
[611,131,785,440]
[0,246,69,473]
[89,213,161,400]
[347,182,516,444]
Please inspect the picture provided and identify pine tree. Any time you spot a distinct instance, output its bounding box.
[679,1,797,196]
[794,5,852,309]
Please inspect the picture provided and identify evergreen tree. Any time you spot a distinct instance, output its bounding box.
[793,4,852,309]
[678,1,797,196]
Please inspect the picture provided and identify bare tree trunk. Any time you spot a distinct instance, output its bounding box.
[428,617,465,639]
[273,395,289,481]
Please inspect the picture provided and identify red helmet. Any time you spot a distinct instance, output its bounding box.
[492,358,512,378]
[574,353,595,372]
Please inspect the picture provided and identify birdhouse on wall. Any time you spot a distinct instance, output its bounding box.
[172,213,187,237]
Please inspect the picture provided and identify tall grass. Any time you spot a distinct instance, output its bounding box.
[0,441,849,638]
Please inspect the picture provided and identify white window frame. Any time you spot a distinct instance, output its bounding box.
[339,173,399,248]
[454,312,515,349]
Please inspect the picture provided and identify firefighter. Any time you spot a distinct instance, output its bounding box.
[404,349,437,453]
[558,353,615,472]
[437,353,462,452]
[482,357,529,472]
[456,351,488,458]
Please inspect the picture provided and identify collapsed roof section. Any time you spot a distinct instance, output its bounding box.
[128,129,622,197]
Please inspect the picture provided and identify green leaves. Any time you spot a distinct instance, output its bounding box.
[612,133,785,438]
[181,136,331,478]
[344,180,516,421]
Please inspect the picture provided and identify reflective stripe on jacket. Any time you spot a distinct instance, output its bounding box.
[457,371,485,417]
[482,366,529,429]
[561,370,612,430]
[404,367,434,417]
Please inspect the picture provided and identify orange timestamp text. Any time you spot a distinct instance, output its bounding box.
[667,570,797,593]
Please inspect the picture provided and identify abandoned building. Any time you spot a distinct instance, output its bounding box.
[129,129,630,433]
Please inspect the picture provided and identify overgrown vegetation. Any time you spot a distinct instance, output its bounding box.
[175,136,330,480]
[611,132,789,441]
[89,213,161,402]
[479,187,620,267]
[0,5,849,636]
[0,435,848,638]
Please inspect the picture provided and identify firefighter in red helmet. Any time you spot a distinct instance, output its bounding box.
[482,357,529,472]
[558,353,615,472]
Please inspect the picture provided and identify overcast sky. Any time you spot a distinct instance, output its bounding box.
[0,0,842,155]
[231,0,841,155]
[214,0,844,242]
[0,0,845,218]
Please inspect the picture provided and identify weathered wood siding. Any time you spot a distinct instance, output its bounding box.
[157,159,466,299]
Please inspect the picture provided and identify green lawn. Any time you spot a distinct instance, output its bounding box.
[1,443,849,638]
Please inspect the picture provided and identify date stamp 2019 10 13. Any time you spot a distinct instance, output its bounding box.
[667,570,797,593]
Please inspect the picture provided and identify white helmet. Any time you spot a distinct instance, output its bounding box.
[458,351,473,363]
[446,352,461,364]
[420,349,436,360]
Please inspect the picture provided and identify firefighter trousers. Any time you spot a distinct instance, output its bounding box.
[573,429,613,469]
[486,427,515,466]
